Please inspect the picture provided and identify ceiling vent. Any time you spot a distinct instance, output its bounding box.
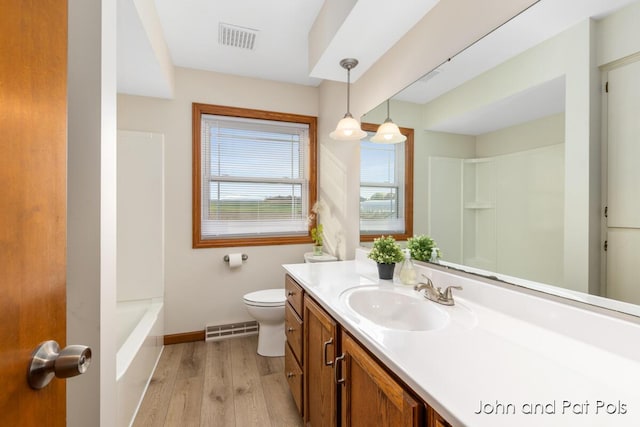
[218,23,258,50]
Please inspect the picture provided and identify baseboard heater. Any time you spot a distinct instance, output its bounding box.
[205,321,259,341]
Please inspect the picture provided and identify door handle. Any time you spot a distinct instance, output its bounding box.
[334,353,345,385]
[323,337,334,366]
[28,340,92,390]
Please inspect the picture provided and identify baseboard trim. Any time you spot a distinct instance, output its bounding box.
[164,330,205,345]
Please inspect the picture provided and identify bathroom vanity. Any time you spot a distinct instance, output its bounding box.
[282,249,640,427]
[284,273,442,426]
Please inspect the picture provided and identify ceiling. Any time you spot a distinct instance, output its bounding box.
[118,0,637,129]
[117,0,439,98]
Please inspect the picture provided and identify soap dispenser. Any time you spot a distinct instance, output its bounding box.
[430,247,440,263]
[398,249,418,286]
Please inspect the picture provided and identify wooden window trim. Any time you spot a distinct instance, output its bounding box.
[192,103,318,248]
[359,122,414,242]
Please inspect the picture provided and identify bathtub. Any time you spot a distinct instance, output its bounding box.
[116,298,164,427]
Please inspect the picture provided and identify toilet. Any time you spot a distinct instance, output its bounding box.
[243,289,286,357]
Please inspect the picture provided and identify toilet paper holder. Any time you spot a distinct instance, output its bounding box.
[223,254,248,263]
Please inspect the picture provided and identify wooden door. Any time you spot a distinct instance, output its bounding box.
[0,1,68,425]
[605,60,640,304]
[339,333,423,427]
[304,295,338,427]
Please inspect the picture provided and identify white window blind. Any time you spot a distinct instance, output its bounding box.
[360,136,406,235]
[201,114,310,239]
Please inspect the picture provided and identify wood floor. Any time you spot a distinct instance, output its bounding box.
[133,335,303,427]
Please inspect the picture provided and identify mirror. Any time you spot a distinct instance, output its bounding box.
[363,0,640,317]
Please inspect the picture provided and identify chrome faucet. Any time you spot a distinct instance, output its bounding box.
[414,276,462,306]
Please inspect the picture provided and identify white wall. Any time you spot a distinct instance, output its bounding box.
[317,79,361,261]
[476,113,565,156]
[67,0,117,425]
[118,68,319,334]
[596,0,640,67]
[117,131,164,302]
[428,157,464,263]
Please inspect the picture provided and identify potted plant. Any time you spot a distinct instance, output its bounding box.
[311,224,323,255]
[407,234,441,263]
[368,235,404,279]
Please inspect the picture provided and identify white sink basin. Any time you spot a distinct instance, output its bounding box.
[340,286,449,331]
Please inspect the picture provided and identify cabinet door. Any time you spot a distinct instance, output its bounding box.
[285,343,303,415]
[304,295,338,427]
[339,333,423,427]
[606,60,640,304]
[428,406,452,427]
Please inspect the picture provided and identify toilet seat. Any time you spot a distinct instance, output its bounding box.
[243,289,286,307]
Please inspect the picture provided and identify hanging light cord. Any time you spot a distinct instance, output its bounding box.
[338,58,358,119]
[345,65,352,118]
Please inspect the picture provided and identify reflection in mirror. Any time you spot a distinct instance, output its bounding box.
[363,0,640,317]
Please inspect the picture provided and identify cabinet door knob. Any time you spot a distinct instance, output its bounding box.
[287,327,295,333]
[323,337,334,366]
[287,291,295,296]
[334,353,345,385]
[287,372,295,378]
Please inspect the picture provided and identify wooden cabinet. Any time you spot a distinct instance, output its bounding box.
[284,274,304,415]
[428,407,453,427]
[304,295,338,427]
[337,332,424,427]
[285,342,303,414]
[284,274,451,427]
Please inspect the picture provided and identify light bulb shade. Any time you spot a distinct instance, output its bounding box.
[370,120,406,143]
[329,116,368,141]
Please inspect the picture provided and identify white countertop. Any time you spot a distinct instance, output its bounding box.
[283,251,640,427]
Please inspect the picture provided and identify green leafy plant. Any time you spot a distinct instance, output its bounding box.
[368,235,404,264]
[407,234,440,262]
[311,224,323,246]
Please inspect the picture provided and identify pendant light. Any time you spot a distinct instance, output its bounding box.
[330,58,367,141]
[370,99,406,143]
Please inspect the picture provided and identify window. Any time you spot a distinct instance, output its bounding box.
[360,123,413,241]
[193,103,317,248]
